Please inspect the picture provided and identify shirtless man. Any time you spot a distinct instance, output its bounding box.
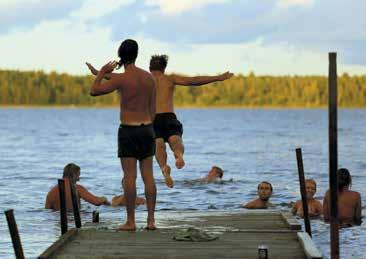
[291,179,322,218]
[149,55,233,188]
[88,39,157,231]
[323,168,362,226]
[200,166,224,182]
[45,163,109,210]
[243,181,273,209]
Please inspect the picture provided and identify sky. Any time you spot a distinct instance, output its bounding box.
[0,0,365,76]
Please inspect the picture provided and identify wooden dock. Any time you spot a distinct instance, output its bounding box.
[38,210,322,259]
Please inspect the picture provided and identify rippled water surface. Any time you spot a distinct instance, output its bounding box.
[0,108,365,258]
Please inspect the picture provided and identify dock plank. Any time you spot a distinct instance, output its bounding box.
[39,211,322,259]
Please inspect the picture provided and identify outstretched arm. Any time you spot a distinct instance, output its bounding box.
[90,61,120,96]
[77,185,110,206]
[170,71,233,86]
[86,62,119,80]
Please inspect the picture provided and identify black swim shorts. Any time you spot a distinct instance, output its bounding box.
[118,124,155,160]
[153,112,183,142]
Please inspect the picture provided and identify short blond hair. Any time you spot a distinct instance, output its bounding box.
[305,179,317,190]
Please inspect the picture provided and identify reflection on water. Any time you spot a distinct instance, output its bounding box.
[0,108,365,259]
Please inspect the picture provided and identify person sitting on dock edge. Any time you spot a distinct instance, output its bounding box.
[291,178,322,218]
[243,181,273,209]
[45,163,110,210]
[323,168,362,226]
[88,39,157,231]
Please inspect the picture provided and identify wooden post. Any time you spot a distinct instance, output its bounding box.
[92,210,99,223]
[58,179,68,235]
[329,52,339,259]
[295,148,312,237]
[68,180,82,228]
[4,209,25,259]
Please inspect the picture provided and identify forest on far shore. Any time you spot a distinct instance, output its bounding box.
[1,69,365,108]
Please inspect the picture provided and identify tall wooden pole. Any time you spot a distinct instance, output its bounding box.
[4,209,25,259]
[69,180,82,228]
[295,148,312,237]
[58,179,68,235]
[328,52,339,259]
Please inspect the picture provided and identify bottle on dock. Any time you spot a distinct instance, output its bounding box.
[258,244,268,259]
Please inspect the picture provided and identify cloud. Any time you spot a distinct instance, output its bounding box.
[276,0,315,8]
[97,1,274,44]
[0,0,84,34]
[145,0,229,15]
[94,0,366,65]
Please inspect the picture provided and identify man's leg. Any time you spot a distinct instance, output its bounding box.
[139,156,157,230]
[168,135,185,169]
[155,138,173,188]
[118,157,137,231]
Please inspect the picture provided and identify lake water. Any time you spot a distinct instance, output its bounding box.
[0,108,365,258]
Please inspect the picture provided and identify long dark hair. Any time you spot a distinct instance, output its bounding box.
[117,39,138,69]
[63,163,80,181]
[338,168,352,191]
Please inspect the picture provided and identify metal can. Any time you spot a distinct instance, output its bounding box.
[258,244,268,259]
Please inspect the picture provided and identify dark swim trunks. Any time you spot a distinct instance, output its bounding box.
[153,113,183,142]
[118,124,155,160]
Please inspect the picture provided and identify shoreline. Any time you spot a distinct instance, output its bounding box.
[0,105,365,109]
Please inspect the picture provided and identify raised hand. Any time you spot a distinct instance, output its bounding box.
[100,61,118,74]
[218,71,234,81]
[85,62,98,75]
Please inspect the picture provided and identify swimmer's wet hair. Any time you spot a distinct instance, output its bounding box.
[63,163,80,179]
[257,181,273,192]
[212,166,224,178]
[338,168,352,191]
[149,55,168,72]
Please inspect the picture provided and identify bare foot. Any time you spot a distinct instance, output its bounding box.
[146,218,156,230]
[117,222,136,231]
[175,157,185,169]
[162,165,174,188]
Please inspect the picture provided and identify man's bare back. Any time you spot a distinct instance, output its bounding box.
[323,168,362,226]
[323,189,362,225]
[91,64,155,125]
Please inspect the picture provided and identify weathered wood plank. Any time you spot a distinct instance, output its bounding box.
[38,229,78,259]
[281,212,302,230]
[297,232,323,259]
[40,211,315,259]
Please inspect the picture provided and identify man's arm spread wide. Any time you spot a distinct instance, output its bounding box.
[170,71,233,86]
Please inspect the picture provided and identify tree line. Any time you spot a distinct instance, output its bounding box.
[0,69,365,107]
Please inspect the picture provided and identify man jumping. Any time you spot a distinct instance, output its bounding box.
[149,55,233,188]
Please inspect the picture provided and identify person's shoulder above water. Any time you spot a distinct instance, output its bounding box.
[291,178,322,218]
[45,163,110,210]
[323,168,362,226]
[243,181,273,209]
